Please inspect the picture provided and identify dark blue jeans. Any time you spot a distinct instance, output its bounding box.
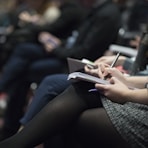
[0,42,64,93]
[1,43,65,136]
[20,74,80,148]
[20,74,70,125]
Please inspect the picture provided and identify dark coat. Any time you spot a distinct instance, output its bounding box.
[31,1,87,39]
[53,0,121,61]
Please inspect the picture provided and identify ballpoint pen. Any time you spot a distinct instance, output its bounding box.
[88,52,120,92]
[104,52,120,80]
[110,52,121,68]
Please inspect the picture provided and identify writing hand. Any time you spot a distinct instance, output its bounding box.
[95,77,130,104]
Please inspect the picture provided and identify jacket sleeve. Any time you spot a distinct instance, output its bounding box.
[52,12,120,60]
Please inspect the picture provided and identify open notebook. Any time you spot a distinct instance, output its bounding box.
[67,58,109,85]
[67,57,96,73]
[67,57,137,90]
[67,72,109,85]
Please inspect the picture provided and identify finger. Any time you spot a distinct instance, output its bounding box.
[109,77,115,84]
[97,65,104,79]
[84,65,91,72]
[95,83,106,90]
[101,67,112,79]
[109,77,121,84]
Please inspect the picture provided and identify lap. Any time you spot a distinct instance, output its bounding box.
[76,108,130,148]
[27,59,65,83]
[14,43,47,59]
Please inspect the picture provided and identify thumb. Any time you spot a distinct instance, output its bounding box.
[109,77,120,84]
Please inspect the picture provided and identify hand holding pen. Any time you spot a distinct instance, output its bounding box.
[88,52,121,92]
[85,52,120,80]
[103,52,120,80]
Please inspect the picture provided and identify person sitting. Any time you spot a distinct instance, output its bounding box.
[0,0,122,139]
[0,60,147,148]
[19,54,127,127]
[0,0,86,69]
[18,31,148,146]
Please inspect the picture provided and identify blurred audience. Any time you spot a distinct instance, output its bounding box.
[0,0,86,69]
[2,1,148,147]
[117,0,148,46]
[0,0,121,140]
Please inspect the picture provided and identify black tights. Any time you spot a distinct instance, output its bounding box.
[0,82,129,148]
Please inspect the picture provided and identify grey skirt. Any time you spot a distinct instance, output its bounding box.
[101,96,148,148]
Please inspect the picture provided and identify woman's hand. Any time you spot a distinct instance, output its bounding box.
[95,77,130,104]
[19,11,32,23]
[99,66,127,84]
[85,63,127,84]
[84,63,109,78]
[19,11,40,24]
[94,55,126,66]
[94,56,116,65]
[38,32,61,53]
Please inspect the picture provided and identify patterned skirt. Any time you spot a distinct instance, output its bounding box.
[101,96,148,148]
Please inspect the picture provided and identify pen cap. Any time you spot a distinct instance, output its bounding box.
[131,32,148,75]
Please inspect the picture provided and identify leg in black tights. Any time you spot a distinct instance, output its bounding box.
[75,108,130,148]
[0,82,129,148]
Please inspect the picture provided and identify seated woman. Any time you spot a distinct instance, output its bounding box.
[0,61,147,148]
[19,55,127,126]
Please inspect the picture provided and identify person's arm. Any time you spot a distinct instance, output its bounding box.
[85,63,148,104]
[126,88,148,105]
[85,61,147,88]
[95,77,148,105]
[38,32,61,52]
[53,12,120,60]
[125,76,148,89]
[94,55,126,66]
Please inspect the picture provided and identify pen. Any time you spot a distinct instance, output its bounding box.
[88,52,120,92]
[110,52,120,68]
[88,88,98,92]
[104,52,120,80]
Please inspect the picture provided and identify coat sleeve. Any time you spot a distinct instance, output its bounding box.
[53,11,120,60]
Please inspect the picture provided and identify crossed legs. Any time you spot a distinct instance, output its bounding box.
[0,82,130,148]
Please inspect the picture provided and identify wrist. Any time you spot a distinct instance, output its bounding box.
[124,89,134,102]
[125,89,148,104]
[124,76,132,87]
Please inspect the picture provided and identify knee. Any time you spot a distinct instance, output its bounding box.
[77,110,90,127]
[14,43,41,57]
[42,74,68,87]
